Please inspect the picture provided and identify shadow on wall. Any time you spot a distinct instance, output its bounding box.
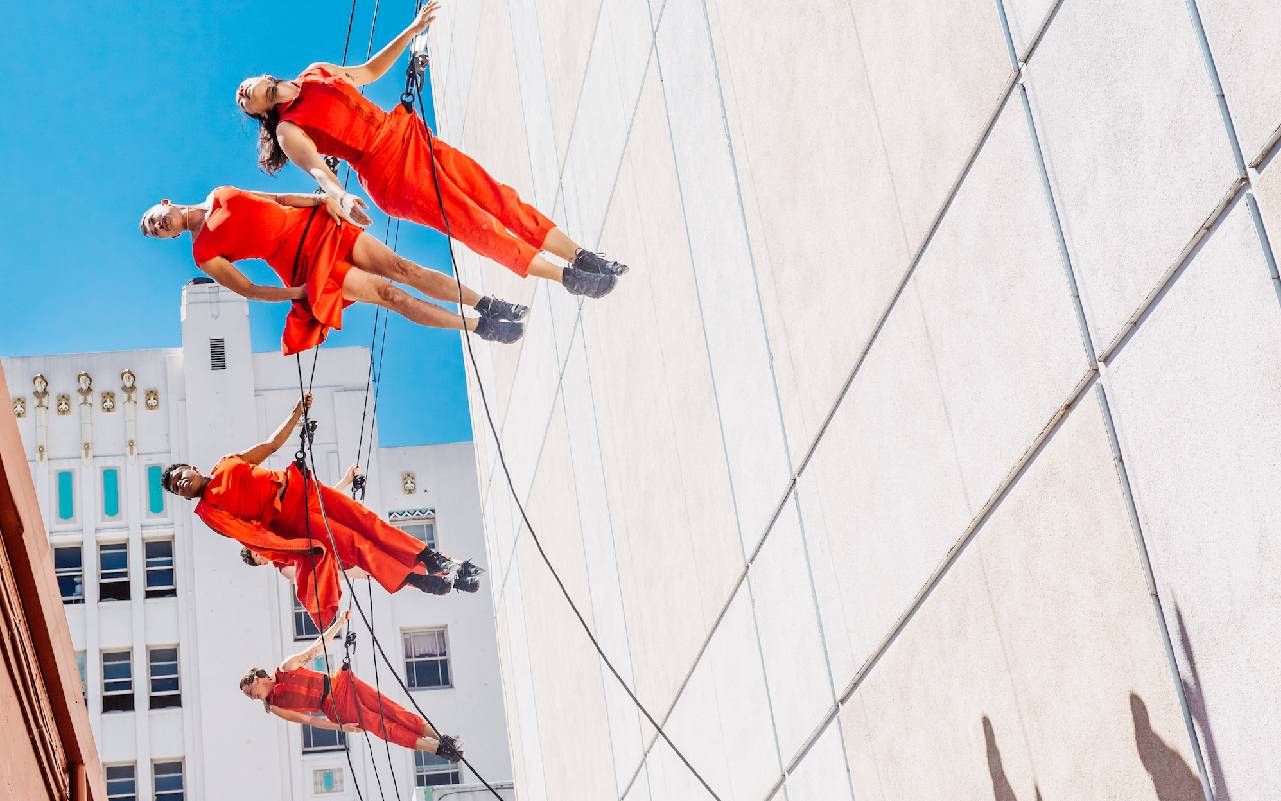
[1174,602,1231,800]
[980,691,1207,801]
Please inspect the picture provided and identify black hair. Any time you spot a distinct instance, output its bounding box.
[240,547,266,567]
[242,76,289,174]
[160,463,193,494]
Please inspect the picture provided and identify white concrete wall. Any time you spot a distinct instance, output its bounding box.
[3,284,513,801]
[438,1,1281,798]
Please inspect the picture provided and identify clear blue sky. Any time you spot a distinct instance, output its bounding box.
[0,1,471,446]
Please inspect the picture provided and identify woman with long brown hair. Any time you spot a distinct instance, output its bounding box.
[235,1,627,300]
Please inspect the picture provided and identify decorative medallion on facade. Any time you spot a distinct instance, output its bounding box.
[101,392,116,412]
[145,389,160,411]
[12,397,26,418]
[32,374,49,409]
[76,372,93,405]
[120,369,137,404]
[401,472,417,494]
[56,394,71,415]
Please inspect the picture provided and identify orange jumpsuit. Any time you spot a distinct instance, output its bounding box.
[268,666,428,750]
[193,455,428,627]
[192,186,361,355]
[279,64,555,277]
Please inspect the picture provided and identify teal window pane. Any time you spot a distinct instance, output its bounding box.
[146,466,165,515]
[56,471,74,521]
[102,469,120,519]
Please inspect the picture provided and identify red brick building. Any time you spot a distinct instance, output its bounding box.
[0,365,104,801]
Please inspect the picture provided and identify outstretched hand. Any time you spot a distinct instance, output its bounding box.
[340,723,364,733]
[337,192,372,227]
[341,463,363,486]
[409,1,441,34]
[296,392,314,414]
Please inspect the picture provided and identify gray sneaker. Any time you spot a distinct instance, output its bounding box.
[562,267,617,299]
[572,250,629,276]
[474,295,529,321]
[436,735,465,763]
[474,315,525,344]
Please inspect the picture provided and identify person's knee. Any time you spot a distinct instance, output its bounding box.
[375,281,406,308]
[390,255,415,282]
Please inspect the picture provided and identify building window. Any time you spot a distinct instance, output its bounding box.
[415,750,461,788]
[75,651,86,701]
[403,629,450,689]
[313,768,345,794]
[102,650,134,713]
[148,647,181,709]
[56,470,75,522]
[99,542,130,602]
[391,514,437,549]
[54,546,84,604]
[106,764,137,801]
[145,465,166,516]
[144,539,176,598]
[102,467,122,521]
[302,724,347,753]
[153,761,184,801]
[293,596,321,640]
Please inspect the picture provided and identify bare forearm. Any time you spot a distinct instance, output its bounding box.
[251,191,322,209]
[246,285,301,302]
[360,24,418,83]
[267,406,304,449]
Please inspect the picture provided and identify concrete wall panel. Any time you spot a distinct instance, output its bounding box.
[1106,201,1281,798]
[533,0,602,162]
[912,98,1088,506]
[782,718,854,801]
[655,0,793,552]
[1196,0,1281,164]
[1025,0,1239,348]
[799,290,972,684]
[705,0,912,464]
[848,0,1011,247]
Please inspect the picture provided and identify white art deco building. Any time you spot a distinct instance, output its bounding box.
[428,0,1281,799]
[2,281,513,801]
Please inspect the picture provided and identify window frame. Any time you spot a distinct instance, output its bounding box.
[301,723,348,754]
[389,509,438,550]
[144,538,177,599]
[101,650,134,713]
[98,541,131,602]
[152,760,184,801]
[414,750,462,788]
[293,595,321,641]
[105,763,137,801]
[148,646,181,710]
[402,628,451,690]
[53,544,85,604]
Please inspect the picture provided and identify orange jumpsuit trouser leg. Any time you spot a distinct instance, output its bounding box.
[305,483,427,592]
[327,671,427,749]
[426,135,556,252]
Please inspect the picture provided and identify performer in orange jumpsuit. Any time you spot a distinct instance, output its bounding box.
[140,186,526,354]
[234,0,627,300]
[241,609,464,759]
[162,395,484,627]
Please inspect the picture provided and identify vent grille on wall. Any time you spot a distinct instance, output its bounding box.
[210,338,227,371]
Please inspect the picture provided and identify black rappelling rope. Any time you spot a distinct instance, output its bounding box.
[289,367,508,801]
[403,45,725,801]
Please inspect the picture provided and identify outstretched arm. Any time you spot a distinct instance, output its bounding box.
[274,123,372,226]
[280,608,352,672]
[198,257,306,303]
[238,393,312,466]
[328,1,440,87]
[271,706,362,733]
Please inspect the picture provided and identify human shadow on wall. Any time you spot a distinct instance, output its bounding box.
[1174,603,1231,800]
[1130,692,1204,801]
[983,715,1043,801]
